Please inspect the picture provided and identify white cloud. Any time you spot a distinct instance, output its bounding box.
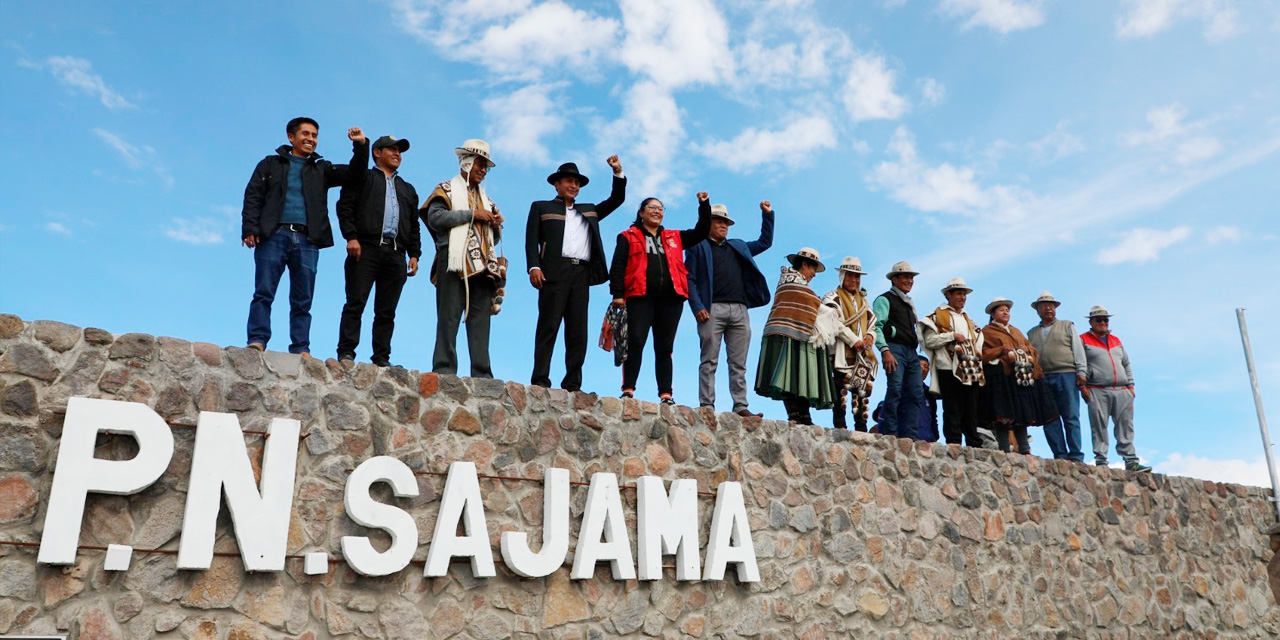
[842,54,909,122]
[1205,225,1242,244]
[693,115,837,172]
[45,222,72,236]
[868,126,1033,221]
[1156,452,1270,487]
[34,55,134,109]
[940,0,1046,33]
[93,128,174,187]
[482,84,565,165]
[1029,120,1086,161]
[917,77,946,107]
[1095,226,1192,265]
[1116,0,1240,41]
[594,81,686,198]
[618,0,734,88]
[165,218,225,245]
[732,4,852,88]
[1123,103,1221,165]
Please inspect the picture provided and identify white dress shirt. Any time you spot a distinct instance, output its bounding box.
[562,204,590,261]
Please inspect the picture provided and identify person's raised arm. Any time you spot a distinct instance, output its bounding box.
[747,200,774,256]
[597,155,627,219]
[326,127,368,188]
[679,192,712,247]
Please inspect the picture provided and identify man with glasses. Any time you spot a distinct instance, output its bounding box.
[1081,306,1149,471]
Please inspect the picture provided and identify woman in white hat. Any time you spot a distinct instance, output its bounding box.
[608,191,712,403]
[978,297,1058,455]
[755,248,837,424]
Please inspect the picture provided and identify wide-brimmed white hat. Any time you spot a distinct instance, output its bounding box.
[1031,291,1061,309]
[885,260,918,279]
[786,247,826,272]
[941,277,973,294]
[984,296,1014,315]
[455,139,495,167]
[709,204,734,225]
[1086,305,1113,319]
[836,256,866,275]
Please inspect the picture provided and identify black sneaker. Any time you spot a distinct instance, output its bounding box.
[1095,461,1109,467]
[660,398,676,405]
[621,390,635,399]
[1125,461,1152,472]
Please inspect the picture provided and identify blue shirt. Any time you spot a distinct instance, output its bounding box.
[280,155,307,225]
[381,171,399,238]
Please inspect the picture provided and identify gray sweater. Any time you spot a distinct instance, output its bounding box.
[1027,320,1087,376]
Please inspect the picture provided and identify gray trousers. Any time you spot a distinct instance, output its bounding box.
[1086,386,1136,463]
[433,269,495,378]
[697,302,751,411]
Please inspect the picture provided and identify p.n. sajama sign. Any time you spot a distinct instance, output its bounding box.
[36,398,759,583]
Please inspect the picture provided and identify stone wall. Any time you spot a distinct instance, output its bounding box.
[0,313,1277,640]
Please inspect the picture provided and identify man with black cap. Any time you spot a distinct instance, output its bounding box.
[335,136,420,366]
[685,200,773,417]
[526,156,626,391]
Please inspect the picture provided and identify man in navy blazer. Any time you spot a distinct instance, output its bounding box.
[685,200,774,416]
[526,157,626,391]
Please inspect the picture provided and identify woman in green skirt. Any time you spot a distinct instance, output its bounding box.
[755,247,838,424]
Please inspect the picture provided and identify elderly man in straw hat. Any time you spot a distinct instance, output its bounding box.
[755,247,837,425]
[1081,306,1150,471]
[920,278,988,447]
[822,257,880,431]
[686,199,774,417]
[420,139,505,378]
[1026,291,1088,462]
[872,261,923,438]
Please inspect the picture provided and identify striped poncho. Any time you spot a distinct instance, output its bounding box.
[762,267,822,342]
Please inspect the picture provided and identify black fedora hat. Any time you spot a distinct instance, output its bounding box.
[546,162,589,187]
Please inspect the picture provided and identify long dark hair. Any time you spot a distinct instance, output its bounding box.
[634,197,662,226]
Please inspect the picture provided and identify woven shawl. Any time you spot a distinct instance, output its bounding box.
[763,267,821,342]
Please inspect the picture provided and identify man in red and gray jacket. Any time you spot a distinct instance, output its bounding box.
[1081,305,1150,472]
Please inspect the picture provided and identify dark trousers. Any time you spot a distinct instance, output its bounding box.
[881,343,922,438]
[531,263,590,391]
[938,368,982,446]
[336,240,408,364]
[247,227,318,353]
[784,397,813,425]
[622,294,683,395]
[993,423,1031,455]
[433,266,495,378]
[831,370,867,431]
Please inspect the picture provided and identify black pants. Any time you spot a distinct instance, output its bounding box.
[939,368,982,446]
[992,422,1031,454]
[830,369,867,431]
[622,294,683,395]
[531,263,590,391]
[433,262,495,378]
[784,397,813,425]
[336,241,408,364]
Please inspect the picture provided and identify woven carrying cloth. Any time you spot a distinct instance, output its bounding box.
[599,305,628,367]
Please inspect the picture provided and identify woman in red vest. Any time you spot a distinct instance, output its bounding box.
[609,191,712,402]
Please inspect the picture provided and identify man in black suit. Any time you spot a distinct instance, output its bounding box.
[527,156,626,391]
[334,135,421,367]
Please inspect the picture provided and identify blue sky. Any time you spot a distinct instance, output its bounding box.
[2,0,1279,486]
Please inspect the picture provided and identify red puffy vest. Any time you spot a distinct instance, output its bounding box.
[621,226,689,299]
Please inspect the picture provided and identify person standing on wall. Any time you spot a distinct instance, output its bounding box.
[421,139,504,378]
[334,136,420,367]
[527,157,626,392]
[1081,306,1150,471]
[684,200,774,418]
[754,248,838,425]
[978,297,1058,455]
[821,257,880,431]
[609,192,712,403]
[241,117,368,354]
[872,262,923,438]
[1026,291,1088,462]
[919,278,988,447]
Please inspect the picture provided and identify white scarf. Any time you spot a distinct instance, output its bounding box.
[446,158,493,274]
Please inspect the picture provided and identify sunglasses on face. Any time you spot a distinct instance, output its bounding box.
[1092,318,1109,324]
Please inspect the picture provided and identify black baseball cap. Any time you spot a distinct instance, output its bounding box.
[372,136,410,152]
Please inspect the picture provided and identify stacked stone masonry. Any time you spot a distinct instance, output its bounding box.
[0,312,1276,639]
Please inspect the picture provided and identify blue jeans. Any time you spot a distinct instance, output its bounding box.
[246,228,319,353]
[882,343,922,438]
[1041,372,1084,461]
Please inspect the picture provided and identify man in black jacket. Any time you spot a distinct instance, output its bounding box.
[526,156,625,391]
[335,136,421,367]
[241,117,368,354]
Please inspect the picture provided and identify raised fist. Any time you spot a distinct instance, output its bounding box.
[696,191,709,203]
[348,127,366,144]
[606,155,622,173]
[760,200,772,213]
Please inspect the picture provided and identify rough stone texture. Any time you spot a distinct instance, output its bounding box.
[0,315,1276,639]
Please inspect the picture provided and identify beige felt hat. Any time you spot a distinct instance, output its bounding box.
[455,139,495,167]
[786,247,826,272]
[885,260,918,279]
[1086,305,1113,319]
[985,296,1014,315]
[1031,291,1061,309]
[941,277,973,294]
[836,256,866,275]
[709,204,734,225]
